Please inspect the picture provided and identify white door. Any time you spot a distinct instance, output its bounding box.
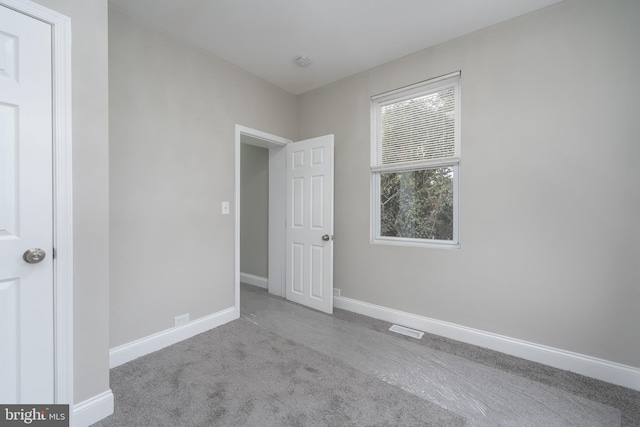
[285,135,334,314]
[0,5,54,403]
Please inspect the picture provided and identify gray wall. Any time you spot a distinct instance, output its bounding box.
[45,0,635,408]
[240,144,269,278]
[108,7,297,347]
[30,0,110,404]
[298,0,640,368]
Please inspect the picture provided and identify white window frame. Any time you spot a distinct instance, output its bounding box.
[370,72,461,248]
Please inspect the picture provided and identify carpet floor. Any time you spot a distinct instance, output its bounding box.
[95,284,640,426]
[241,286,625,427]
[94,318,463,426]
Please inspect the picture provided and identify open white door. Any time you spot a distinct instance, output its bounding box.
[0,5,54,403]
[285,135,334,314]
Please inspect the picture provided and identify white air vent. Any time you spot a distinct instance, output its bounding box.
[389,324,424,339]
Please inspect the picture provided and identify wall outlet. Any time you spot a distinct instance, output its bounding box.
[174,313,189,327]
[221,201,230,215]
[333,288,341,297]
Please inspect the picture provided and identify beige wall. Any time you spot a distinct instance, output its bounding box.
[30,0,110,404]
[108,7,297,347]
[240,144,269,278]
[298,0,640,368]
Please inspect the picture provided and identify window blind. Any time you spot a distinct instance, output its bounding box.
[372,73,460,169]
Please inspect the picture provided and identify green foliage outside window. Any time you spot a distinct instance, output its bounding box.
[380,167,453,240]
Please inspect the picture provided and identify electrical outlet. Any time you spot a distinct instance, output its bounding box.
[333,288,341,297]
[221,201,230,215]
[174,313,189,327]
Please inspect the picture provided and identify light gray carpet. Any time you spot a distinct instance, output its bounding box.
[96,284,640,426]
[241,287,621,427]
[94,317,464,427]
[330,297,640,427]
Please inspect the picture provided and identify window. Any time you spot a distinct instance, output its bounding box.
[371,72,460,247]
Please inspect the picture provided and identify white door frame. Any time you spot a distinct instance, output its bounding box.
[0,0,73,406]
[235,125,291,313]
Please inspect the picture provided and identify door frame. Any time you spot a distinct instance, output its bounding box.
[234,125,291,313]
[0,0,73,406]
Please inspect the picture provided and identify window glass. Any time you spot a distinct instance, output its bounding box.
[379,167,454,241]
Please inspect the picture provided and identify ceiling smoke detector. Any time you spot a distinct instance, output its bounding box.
[295,56,312,67]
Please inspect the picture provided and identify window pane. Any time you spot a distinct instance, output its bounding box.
[380,167,454,241]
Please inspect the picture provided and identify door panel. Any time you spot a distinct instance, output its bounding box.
[0,103,17,238]
[310,246,323,298]
[285,135,334,314]
[292,243,304,294]
[0,5,54,403]
[0,279,19,402]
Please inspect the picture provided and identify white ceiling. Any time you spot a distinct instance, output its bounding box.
[109,0,562,95]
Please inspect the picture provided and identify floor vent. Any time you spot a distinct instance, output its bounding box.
[389,324,424,339]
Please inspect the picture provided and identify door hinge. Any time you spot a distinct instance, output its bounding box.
[52,247,56,259]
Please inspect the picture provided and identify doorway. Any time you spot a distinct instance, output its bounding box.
[234,125,291,314]
[239,141,270,290]
[234,126,335,315]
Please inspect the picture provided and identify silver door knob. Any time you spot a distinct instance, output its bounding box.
[322,234,331,241]
[23,248,46,264]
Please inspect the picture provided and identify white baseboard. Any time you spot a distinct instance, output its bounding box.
[240,272,268,289]
[72,389,114,427]
[334,295,640,392]
[109,306,238,369]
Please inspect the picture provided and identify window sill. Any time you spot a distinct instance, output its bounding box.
[371,237,460,250]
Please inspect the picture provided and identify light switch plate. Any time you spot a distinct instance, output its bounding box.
[221,201,230,215]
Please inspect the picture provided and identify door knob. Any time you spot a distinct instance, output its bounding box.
[322,234,331,242]
[23,248,46,264]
